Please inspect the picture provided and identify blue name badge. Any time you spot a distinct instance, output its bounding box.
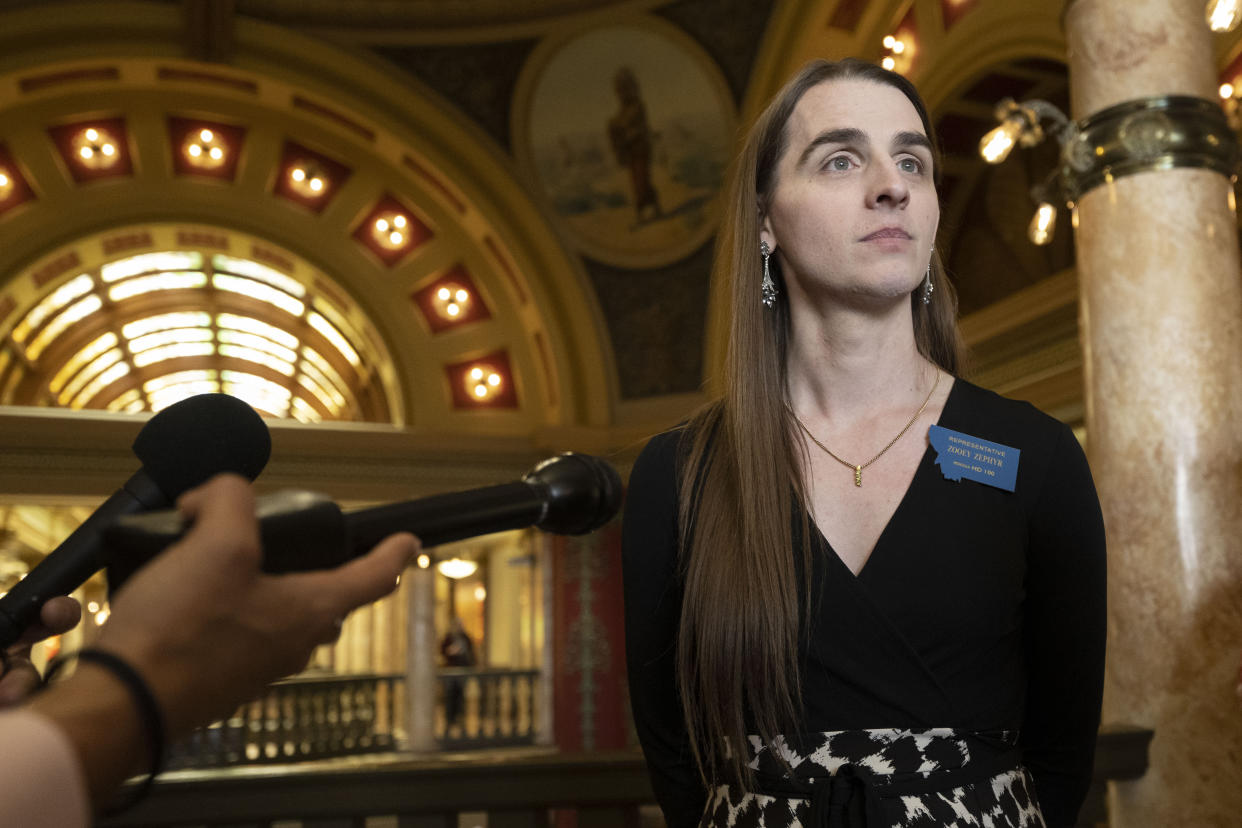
[928,425,1020,492]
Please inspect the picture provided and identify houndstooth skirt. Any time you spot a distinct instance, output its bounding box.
[704,728,1045,828]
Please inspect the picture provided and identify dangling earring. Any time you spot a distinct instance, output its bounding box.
[760,241,777,308]
[922,247,935,306]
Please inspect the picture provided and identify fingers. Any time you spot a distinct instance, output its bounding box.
[38,596,82,637]
[304,533,419,618]
[175,474,261,566]
[9,596,82,649]
[0,654,42,705]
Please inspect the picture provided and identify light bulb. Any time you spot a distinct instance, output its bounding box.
[470,367,484,380]
[487,373,500,387]
[979,118,1023,164]
[1029,202,1057,246]
[881,57,896,71]
[291,167,306,181]
[455,289,469,302]
[1208,0,1242,32]
[309,177,324,191]
[446,302,460,316]
[200,129,214,142]
[438,287,451,301]
[1221,83,1235,100]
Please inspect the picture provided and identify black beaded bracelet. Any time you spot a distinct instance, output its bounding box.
[45,648,166,815]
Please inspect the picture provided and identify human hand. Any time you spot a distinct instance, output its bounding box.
[0,595,81,705]
[94,474,418,734]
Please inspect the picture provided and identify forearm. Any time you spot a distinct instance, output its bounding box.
[27,661,151,808]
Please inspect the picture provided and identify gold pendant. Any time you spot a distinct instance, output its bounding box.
[854,465,862,487]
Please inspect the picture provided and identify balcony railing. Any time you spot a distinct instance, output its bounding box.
[100,749,653,828]
[439,667,541,749]
[167,668,541,769]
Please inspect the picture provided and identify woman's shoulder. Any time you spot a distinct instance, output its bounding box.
[944,377,1090,507]
[631,403,723,477]
[945,377,1073,451]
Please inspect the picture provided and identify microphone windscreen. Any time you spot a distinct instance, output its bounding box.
[526,453,623,535]
[131,393,271,497]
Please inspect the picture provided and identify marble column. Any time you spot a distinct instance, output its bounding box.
[405,563,437,751]
[1065,1,1242,825]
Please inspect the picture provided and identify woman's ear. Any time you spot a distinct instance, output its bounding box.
[759,214,776,255]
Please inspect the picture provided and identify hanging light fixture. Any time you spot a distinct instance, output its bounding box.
[980,94,1240,247]
[979,98,1075,245]
[978,98,1069,164]
[1028,201,1058,246]
[437,557,478,579]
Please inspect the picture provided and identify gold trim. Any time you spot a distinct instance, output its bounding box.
[1060,96,1240,201]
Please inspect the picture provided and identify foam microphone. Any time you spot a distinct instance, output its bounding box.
[0,393,271,649]
[104,452,622,574]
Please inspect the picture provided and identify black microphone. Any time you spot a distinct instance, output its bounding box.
[104,452,622,574]
[0,394,271,648]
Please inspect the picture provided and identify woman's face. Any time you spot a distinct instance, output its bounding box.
[759,78,939,308]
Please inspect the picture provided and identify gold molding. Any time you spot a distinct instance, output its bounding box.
[1061,96,1241,202]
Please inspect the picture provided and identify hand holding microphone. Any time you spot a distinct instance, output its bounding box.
[0,393,271,650]
[104,452,623,576]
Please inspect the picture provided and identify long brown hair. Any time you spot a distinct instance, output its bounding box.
[675,59,963,789]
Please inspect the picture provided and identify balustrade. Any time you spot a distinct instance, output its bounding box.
[167,668,540,769]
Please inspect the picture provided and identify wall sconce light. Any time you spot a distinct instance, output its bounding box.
[1208,0,1242,32]
[981,94,1240,246]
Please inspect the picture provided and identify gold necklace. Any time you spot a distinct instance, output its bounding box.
[793,370,940,488]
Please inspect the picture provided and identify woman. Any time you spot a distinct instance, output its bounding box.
[622,59,1105,828]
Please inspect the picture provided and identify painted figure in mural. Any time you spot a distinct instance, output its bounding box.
[440,616,476,730]
[622,59,1106,828]
[0,475,417,826]
[608,66,662,223]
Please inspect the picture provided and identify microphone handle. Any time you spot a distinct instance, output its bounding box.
[0,471,167,649]
[344,481,545,554]
[102,481,550,580]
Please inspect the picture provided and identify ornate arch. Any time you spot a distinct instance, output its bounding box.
[0,1,616,433]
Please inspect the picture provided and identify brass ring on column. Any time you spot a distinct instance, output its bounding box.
[1059,96,1241,202]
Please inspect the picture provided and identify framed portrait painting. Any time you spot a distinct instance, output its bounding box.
[514,19,736,269]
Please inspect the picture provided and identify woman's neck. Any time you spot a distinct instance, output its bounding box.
[784,299,933,425]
